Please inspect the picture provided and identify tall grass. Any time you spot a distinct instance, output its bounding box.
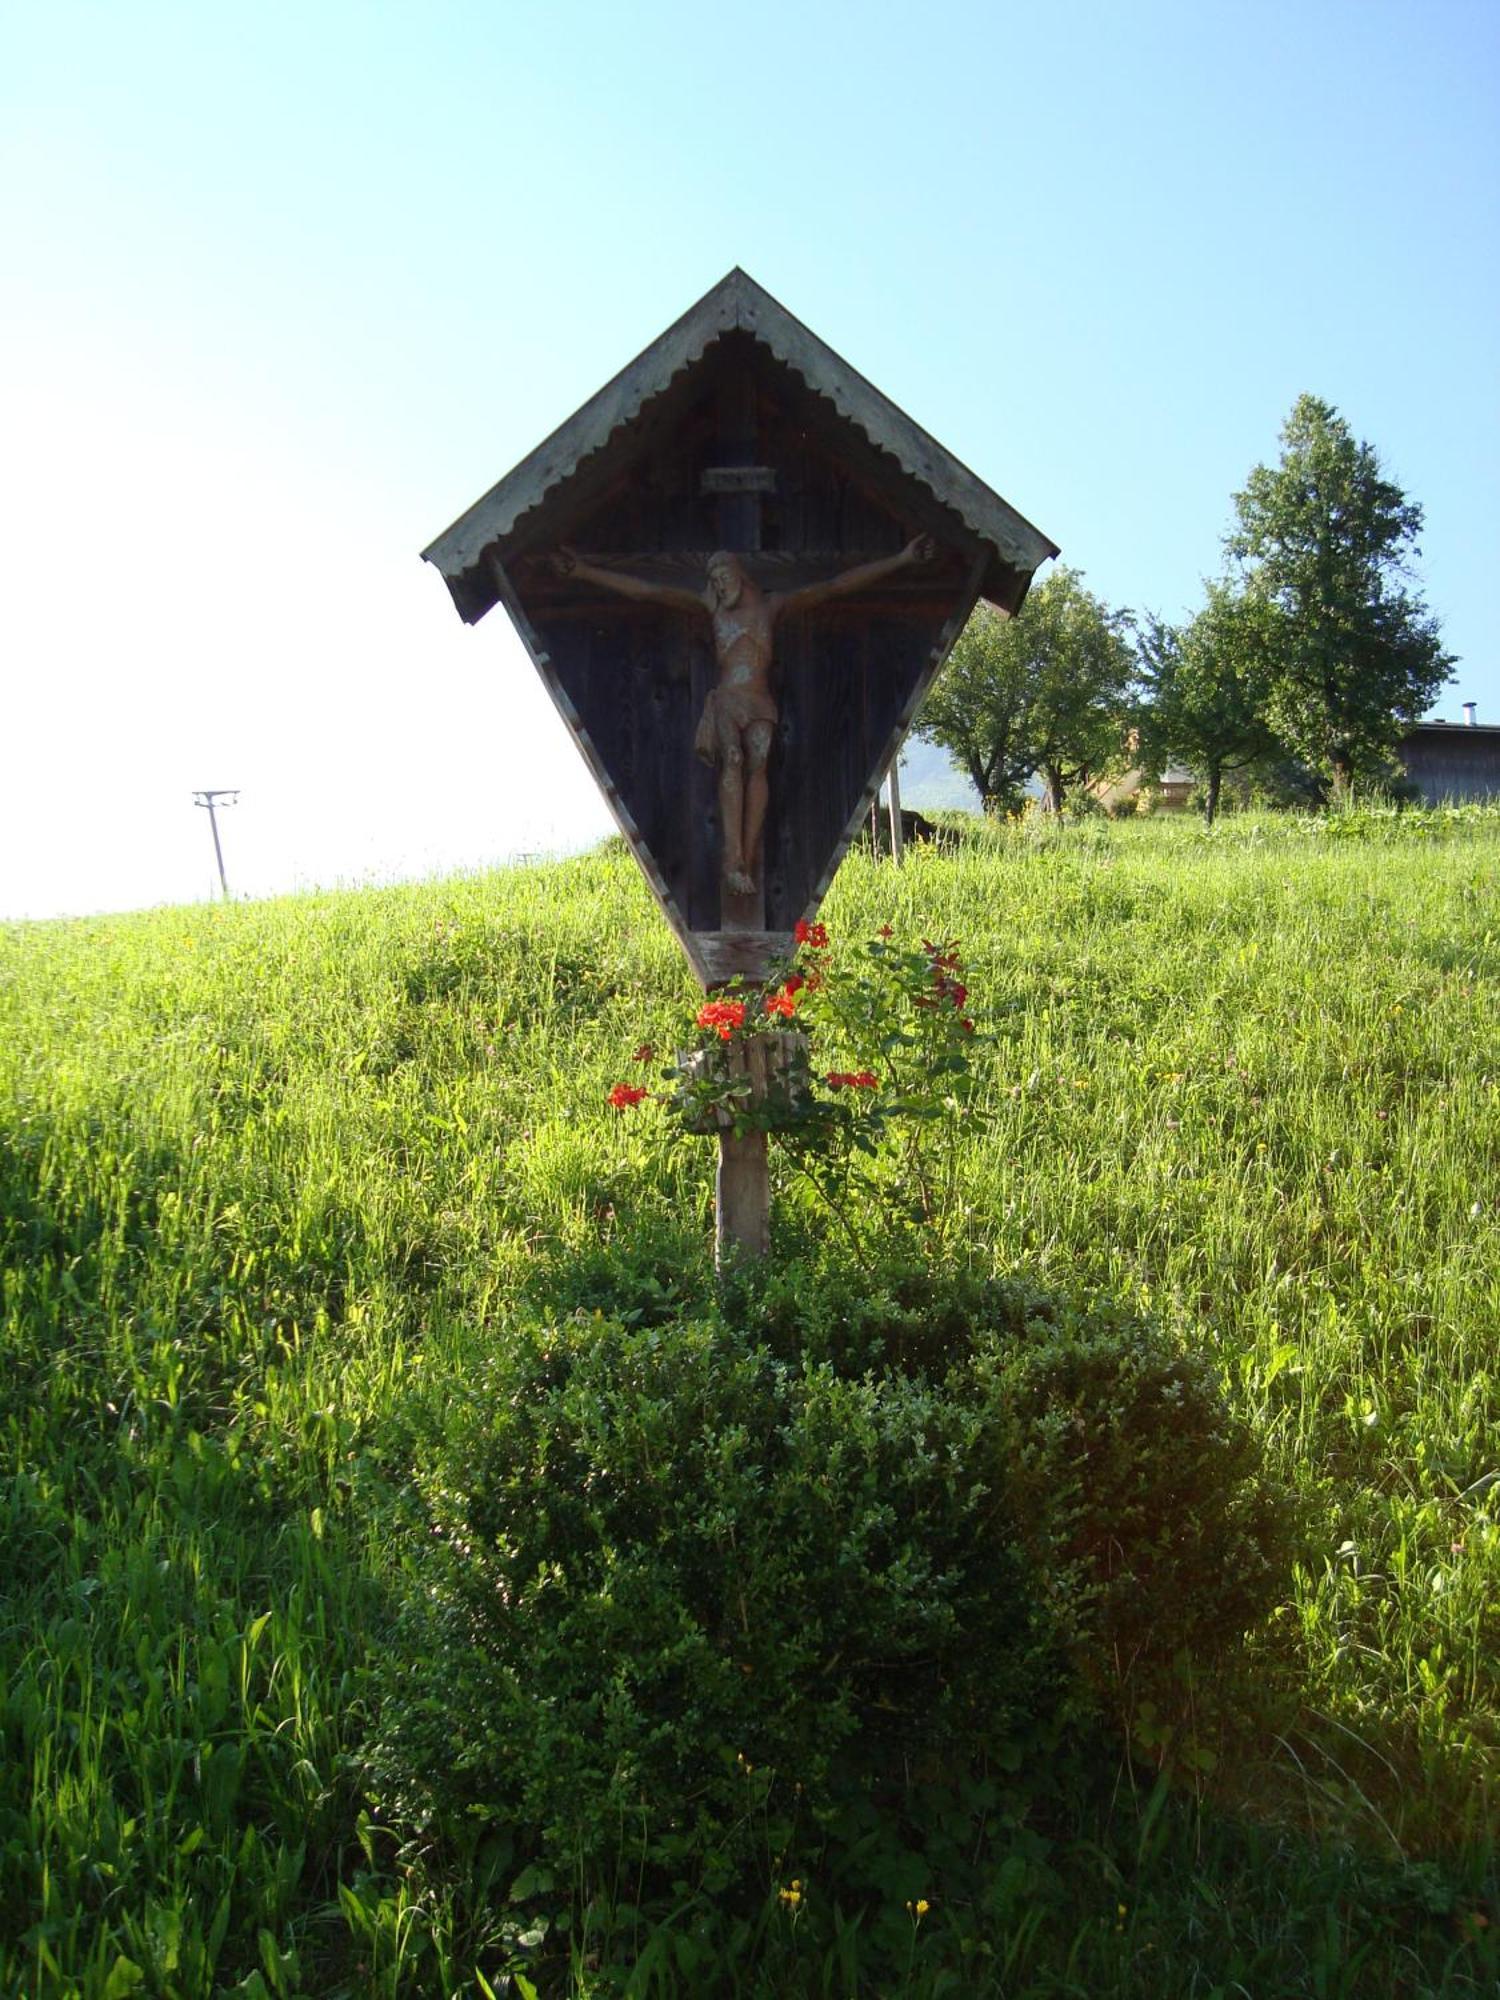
[2,810,1496,1995]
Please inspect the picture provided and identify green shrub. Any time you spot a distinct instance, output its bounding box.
[366,1277,1294,1928]
[735,1264,1297,1717]
[369,1310,1056,1891]
[989,1298,1297,1717]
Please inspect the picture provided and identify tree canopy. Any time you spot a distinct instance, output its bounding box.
[1228,395,1453,792]
[1137,586,1282,825]
[915,601,1038,814]
[918,566,1136,814]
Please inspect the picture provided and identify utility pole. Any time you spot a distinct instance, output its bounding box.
[191,790,239,899]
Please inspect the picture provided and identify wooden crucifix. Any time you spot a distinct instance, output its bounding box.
[421,268,1058,1263]
[551,534,935,920]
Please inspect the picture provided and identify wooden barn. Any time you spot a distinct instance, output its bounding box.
[1397,713,1500,803]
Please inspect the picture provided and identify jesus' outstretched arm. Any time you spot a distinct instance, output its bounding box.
[772,535,936,619]
[551,546,707,619]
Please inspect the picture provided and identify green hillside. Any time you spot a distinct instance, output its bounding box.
[2,811,1497,1996]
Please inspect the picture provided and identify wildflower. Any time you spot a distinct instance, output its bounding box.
[632,1042,654,1063]
[697,999,746,1040]
[607,1083,648,1109]
[878,924,894,938]
[961,1018,975,1035]
[779,1880,803,1908]
[905,1898,931,1920]
[794,919,829,949]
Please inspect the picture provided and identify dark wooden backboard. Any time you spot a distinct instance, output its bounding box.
[488,335,985,981]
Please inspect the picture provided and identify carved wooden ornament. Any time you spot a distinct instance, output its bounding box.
[423,268,1057,989]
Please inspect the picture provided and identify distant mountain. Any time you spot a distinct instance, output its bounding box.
[895,736,983,812]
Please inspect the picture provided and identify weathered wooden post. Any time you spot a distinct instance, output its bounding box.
[886,744,906,865]
[421,269,1056,1262]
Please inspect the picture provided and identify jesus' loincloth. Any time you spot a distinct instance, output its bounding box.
[693,682,779,765]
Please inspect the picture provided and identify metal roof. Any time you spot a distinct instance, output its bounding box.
[422,267,1058,620]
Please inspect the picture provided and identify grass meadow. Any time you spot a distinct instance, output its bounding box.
[2,807,1497,1996]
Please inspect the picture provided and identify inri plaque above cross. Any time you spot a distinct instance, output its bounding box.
[422,268,1058,989]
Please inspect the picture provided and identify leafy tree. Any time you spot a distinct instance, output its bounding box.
[1023,567,1138,812]
[919,566,1137,814]
[915,601,1037,813]
[1227,395,1454,794]
[1137,585,1282,826]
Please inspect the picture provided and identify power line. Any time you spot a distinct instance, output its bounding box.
[191,790,239,898]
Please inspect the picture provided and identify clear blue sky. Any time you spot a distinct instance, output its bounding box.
[4,0,1495,917]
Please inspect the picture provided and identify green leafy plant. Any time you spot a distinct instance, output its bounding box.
[365,1275,1296,1989]
[608,921,985,1255]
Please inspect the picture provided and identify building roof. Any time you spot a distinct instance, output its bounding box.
[1402,719,1500,738]
[422,267,1059,622]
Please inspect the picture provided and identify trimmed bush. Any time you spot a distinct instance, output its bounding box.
[367,1276,1294,1915]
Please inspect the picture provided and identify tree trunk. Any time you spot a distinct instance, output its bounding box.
[1042,765,1065,813]
[1204,763,1222,827]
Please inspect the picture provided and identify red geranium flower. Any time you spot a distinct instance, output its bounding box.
[764,987,797,1018]
[608,1083,648,1109]
[794,919,829,949]
[697,999,746,1041]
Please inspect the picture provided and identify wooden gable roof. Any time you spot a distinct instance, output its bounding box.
[422,267,1058,622]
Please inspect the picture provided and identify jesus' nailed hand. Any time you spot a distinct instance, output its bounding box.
[550,536,935,897]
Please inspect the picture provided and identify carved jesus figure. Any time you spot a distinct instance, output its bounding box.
[553,536,934,895]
